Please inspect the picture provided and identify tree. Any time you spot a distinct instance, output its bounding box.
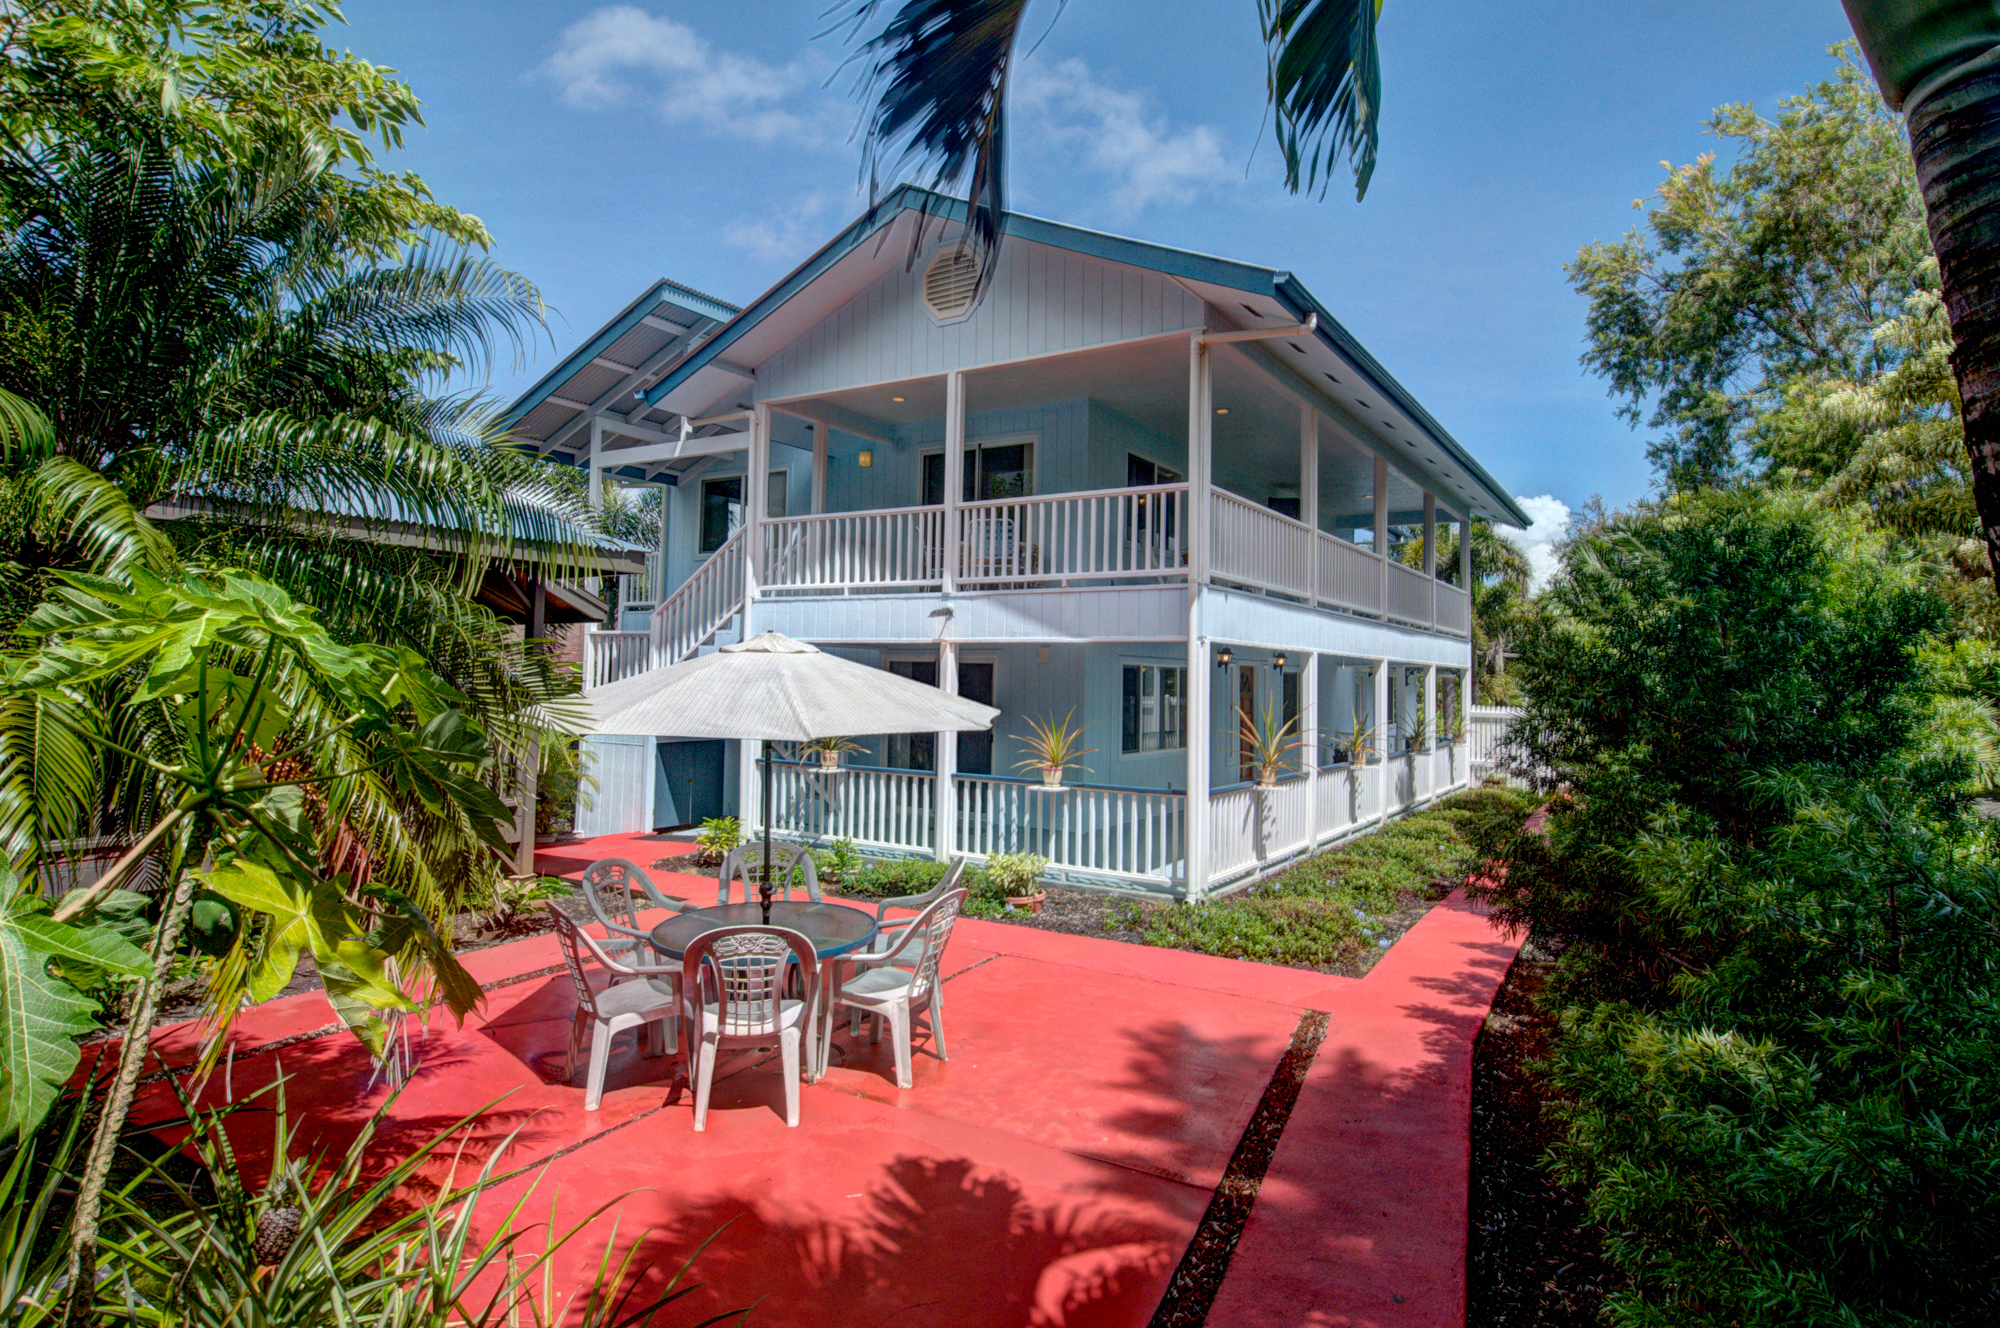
[832,0,1386,286]
[1397,521,1532,701]
[1843,0,2000,593]
[1568,45,1932,489]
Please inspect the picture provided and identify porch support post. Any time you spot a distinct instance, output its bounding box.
[1374,658,1391,817]
[747,404,770,613]
[1300,405,1319,604]
[943,371,965,595]
[1302,651,1320,848]
[587,418,604,509]
[512,579,547,876]
[1373,456,1389,619]
[934,639,957,861]
[811,421,828,515]
[1423,491,1438,629]
[1184,332,1214,900]
[1424,662,1439,804]
[1461,515,1476,704]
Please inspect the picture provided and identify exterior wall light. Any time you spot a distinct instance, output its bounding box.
[1216,646,1233,668]
[858,450,873,467]
[1273,652,1288,669]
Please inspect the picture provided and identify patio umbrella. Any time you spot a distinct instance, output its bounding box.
[582,631,999,921]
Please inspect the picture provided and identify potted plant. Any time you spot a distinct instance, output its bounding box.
[1238,703,1305,788]
[985,852,1050,913]
[800,734,863,771]
[1335,705,1380,770]
[1016,711,1095,789]
[1405,707,1430,755]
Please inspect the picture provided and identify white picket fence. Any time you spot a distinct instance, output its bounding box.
[1468,705,1521,774]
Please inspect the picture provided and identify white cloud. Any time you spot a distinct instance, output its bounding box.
[543,6,841,146]
[1015,57,1232,211]
[721,191,849,264]
[1498,494,1571,593]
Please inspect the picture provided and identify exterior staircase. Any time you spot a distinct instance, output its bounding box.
[585,528,744,688]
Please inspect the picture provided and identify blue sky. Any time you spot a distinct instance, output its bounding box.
[345,0,1856,566]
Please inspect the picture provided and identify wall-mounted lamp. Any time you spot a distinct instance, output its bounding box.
[1272,652,1288,670]
[858,450,873,468]
[1216,646,1234,668]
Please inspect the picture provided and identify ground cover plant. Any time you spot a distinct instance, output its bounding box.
[1475,488,2000,1326]
[1144,787,1535,971]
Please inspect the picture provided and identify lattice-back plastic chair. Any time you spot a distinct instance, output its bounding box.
[580,858,690,962]
[831,888,967,1090]
[856,858,965,975]
[717,841,821,906]
[547,905,679,1110]
[680,925,818,1129]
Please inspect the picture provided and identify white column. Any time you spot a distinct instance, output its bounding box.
[587,417,603,509]
[1424,662,1439,803]
[1184,623,1209,900]
[1461,515,1476,703]
[1301,406,1319,604]
[1373,658,1391,819]
[1423,491,1438,629]
[1302,651,1320,847]
[943,371,965,595]
[1373,456,1389,619]
[934,638,957,861]
[1188,336,1213,589]
[811,421,828,515]
[746,405,770,612]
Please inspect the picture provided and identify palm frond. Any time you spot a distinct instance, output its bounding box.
[1259,0,1382,200]
[832,0,1035,298]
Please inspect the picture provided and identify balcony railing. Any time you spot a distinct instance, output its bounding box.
[959,484,1187,585]
[763,507,946,592]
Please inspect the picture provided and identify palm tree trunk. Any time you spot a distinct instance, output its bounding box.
[1909,64,2000,580]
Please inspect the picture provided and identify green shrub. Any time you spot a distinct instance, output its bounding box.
[1479,491,2000,1325]
[837,857,952,900]
[692,816,741,866]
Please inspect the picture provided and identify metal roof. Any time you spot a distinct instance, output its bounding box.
[502,277,740,486]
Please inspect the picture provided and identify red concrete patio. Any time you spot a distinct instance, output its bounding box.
[112,831,1522,1327]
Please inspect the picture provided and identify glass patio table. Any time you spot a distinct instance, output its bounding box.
[649,901,879,1082]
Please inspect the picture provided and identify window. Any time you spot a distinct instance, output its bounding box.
[767,470,788,519]
[1238,663,1257,783]
[885,658,995,772]
[699,477,741,554]
[922,439,1036,504]
[885,660,938,771]
[1126,453,1181,538]
[1121,664,1187,754]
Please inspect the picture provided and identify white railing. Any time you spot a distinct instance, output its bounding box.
[955,774,1185,884]
[1436,582,1470,636]
[1211,490,1313,598]
[586,629,652,688]
[769,762,938,853]
[1385,559,1435,626]
[958,484,1187,585]
[1318,532,1385,616]
[617,552,668,609]
[1209,779,1315,880]
[763,507,945,591]
[1468,705,1520,773]
[650,529,745,668]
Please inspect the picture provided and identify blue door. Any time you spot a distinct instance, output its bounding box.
[655,740,725,830]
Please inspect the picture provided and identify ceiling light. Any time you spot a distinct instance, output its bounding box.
[1215,407,1230,415]
[891,396,906,403]
[858,450,873,468]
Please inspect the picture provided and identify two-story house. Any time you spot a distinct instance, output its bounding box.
[504,189,1527,900]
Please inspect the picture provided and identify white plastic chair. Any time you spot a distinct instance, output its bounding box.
[717,841,821,905]
[547,906,679,1111]
[579,858,691,964]
[831,888,967,1090]
[680,925,818,1130]
[855,858,965,976]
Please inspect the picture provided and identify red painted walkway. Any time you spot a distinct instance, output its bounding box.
[105,833,1520,1327]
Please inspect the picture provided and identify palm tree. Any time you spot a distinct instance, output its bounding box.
[0,132,597,905]
[1843,3,2000,587]
[1398,521,1532,702]
[833,0,1385,289]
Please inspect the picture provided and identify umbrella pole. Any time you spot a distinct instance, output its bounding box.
[760,739,774,926]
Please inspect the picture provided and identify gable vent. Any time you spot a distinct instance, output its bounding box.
[922,247,981,322]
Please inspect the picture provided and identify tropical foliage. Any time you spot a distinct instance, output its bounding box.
[1475,490,2000,1325]
[1397,521,1532,701]
[833,0,1388,291]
